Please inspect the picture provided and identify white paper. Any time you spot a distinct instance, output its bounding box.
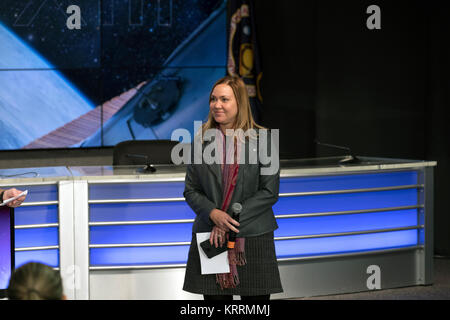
[196,232,230,275]
[0,190,28,206]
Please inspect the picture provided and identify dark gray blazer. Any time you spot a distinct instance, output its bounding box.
[183,130,279,237]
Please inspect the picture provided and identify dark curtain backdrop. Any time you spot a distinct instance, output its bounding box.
[252,0,450,255]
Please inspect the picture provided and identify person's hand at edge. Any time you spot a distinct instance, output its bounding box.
[2,188,26,208]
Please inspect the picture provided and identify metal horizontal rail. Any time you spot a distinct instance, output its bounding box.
[278,184,423,197]
[15,223,59,229]
[88,225,423,249]
[277,245,424,262]
[87,177,186,184]
[275,205,423,219]
[89,219,194,226]
[0,181,61,187]
[88,245,424,271]
[87,205,423,227]
[89,242,191,249]
[89,197,185,204]
[90,263,187,271]
[15,245,59,252]
[21,201,59,207]
[279,164,433,177]
[274,225,423,241]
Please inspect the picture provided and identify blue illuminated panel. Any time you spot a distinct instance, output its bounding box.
[275,209,418,237]
[89,182,185,200]
[90,245,189,266]
[89,230,419,266]
[90,202,195,222]
[15,249,59,268]
[90,223,193,244]
[274,189,418,215]
[15,227,59,248]
[14,205,58,226]
[280,171,417,193]
[275,230,418,258]
[87,170,422,267]
[419,229,425,245]
[11,184,60,269]
[3,185,58,202]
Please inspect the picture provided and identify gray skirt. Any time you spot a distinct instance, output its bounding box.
[183,231,283,296]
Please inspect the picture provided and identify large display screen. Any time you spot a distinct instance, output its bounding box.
[0,0,227,150]
[0,206,14,293]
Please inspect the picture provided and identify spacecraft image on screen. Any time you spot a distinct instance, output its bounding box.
[0,0,226,150]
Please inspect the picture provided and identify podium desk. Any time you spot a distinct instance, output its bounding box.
[0,157,436,299]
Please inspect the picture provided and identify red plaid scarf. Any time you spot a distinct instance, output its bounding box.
[215,129,246,289]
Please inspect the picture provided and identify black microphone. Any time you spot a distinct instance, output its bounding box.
[227,203,242,249]
[314,140,360,164]
[125,153,157,173]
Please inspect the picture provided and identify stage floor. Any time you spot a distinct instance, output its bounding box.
[295,257,450,300]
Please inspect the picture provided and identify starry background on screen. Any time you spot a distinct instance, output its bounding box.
[0,0,224,104]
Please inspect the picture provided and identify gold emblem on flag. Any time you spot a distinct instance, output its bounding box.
[239,43,254,78]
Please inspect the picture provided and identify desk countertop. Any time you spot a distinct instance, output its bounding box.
[0,156,437,185]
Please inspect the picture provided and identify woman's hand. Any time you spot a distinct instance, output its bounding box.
[209,208,240,234]
[210,226,227,248]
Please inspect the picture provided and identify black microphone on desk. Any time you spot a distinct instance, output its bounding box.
[314,140,360,164]
[227,202,242,249]
[125,153,157,173]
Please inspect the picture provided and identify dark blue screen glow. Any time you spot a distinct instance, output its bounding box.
[274,230,418,259]
[90,223,193,244]
[274,209,418,237]
[15,227,58,248]
[15,249,59,269]
[89,182,185,200]
[279,171,417,193]
[274,189,418,215]
[90,202,196,222]
[90,245,189,266]
[15,205,58,226]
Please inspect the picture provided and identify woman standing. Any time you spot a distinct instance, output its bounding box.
[183,76,282,300]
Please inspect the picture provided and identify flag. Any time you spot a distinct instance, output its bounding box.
[227,0,263,123]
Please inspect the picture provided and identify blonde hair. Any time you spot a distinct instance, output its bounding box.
[7,262,64,300]
[200,76,264,140]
